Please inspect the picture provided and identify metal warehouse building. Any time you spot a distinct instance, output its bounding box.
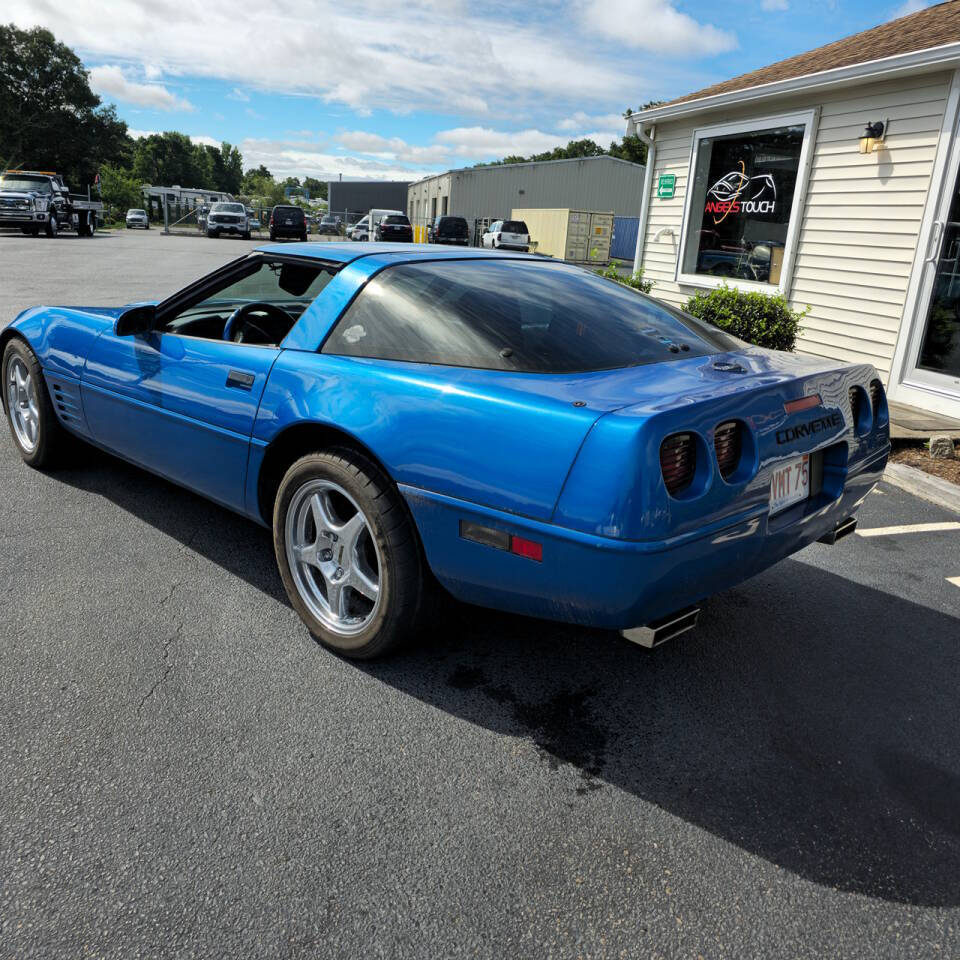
[406,155,646,228]
[327,180,410,222]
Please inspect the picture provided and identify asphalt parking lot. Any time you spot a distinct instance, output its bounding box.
[2,229,960,958]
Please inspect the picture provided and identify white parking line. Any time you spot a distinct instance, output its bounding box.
[856,522,960,538]
[948,576,960,589]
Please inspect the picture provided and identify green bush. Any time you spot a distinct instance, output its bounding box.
[682,284,806,352]
[596,262,653,294]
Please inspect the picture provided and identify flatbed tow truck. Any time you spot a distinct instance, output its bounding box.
[0,170,103,237]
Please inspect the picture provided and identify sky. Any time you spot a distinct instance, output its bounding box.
[6,0,938,182]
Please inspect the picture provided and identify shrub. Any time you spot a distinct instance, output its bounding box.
[682,284,806,352]
[596,262,653,294]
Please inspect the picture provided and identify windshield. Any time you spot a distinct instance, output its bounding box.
[503,221,528,234]
[212,202,244,213]
[128,209,146,215]
[0,174,52,194]
[324,259,739,373]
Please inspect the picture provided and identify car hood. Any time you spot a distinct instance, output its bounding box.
[0,190,38,201]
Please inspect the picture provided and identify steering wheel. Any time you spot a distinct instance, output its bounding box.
[222,301,292,344]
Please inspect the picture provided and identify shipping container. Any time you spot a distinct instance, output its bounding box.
[512,208,614,263]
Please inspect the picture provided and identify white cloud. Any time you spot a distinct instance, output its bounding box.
[227,87,250,101]
[893,0,930,16]
[559,110,626,132]
[579,0,736,56]
[88,64,194,111]
[5,0,657,119]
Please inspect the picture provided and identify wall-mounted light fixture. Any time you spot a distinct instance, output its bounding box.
[859,120,888,153]
[652,226,675,242]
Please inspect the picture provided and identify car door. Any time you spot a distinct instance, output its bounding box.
[80,254,333,512]
[82,331,278,511]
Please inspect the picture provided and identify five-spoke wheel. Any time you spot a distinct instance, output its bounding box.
[286,479,382,636]
[3,338,64,467]
[274,450,425,658]
[5,354,39,453]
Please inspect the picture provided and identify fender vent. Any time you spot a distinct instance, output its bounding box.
[869,378,884,418]
[660,432,695,496]
[713,421,742,480]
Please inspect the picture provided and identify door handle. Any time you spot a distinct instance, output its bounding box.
[226,370,255,390]
[924,220,945,265]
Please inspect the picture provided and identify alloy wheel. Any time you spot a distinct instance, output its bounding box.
[5,356,39,453]
[285,479,382,637]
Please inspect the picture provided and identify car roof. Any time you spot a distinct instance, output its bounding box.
[254,241,541,266]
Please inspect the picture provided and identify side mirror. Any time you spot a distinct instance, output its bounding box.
[115,304,157,337]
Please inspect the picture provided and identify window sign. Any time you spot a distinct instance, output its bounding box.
[676,111,816,294]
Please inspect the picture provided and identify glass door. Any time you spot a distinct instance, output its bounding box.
[908,156,960,401]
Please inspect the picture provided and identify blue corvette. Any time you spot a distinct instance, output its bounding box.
[2,243,889,658]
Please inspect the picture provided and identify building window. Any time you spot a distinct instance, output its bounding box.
[442,196,448,216]
[676,110,817,294]
[431,197,437,220]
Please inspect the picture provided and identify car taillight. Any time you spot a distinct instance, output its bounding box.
[713,421,742,480]
[869,378,883,418]
[660,433,696,496]
[849,386,860,424]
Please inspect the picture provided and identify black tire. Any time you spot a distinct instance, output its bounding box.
[300,232,308,242]
[269,231,276,242]
[242,231,251,241]
[126,224,131,229]
[273,449,424,659]
[44,213,58,238]
[145,223,149,229]
[2,338,68,468]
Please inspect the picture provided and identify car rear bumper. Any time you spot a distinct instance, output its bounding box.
[271,226,305,237]
[402,446,888,630]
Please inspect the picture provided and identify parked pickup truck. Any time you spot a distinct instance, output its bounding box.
[0,170,103,237]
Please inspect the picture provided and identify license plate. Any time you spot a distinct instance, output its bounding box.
[770,454,809,514]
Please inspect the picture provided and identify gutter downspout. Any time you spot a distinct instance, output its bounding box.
[631,120,655,276]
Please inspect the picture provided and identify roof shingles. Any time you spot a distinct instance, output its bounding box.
[662,0,960,108]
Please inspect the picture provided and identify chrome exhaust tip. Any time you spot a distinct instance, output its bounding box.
[818,516,857,545]
[622,606,700,649]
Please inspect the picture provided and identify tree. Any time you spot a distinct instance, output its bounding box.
[98,164,143,219]
[0,23,132,186]
[132,132,208,187]
[219,141,243,194]
[302,176,328,200]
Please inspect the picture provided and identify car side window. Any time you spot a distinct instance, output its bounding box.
[162,260,336,341]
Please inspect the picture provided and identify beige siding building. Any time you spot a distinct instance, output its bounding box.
[629,1,960,425]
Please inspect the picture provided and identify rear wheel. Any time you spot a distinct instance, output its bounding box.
[273,450,424,659]
[2,338,67,468]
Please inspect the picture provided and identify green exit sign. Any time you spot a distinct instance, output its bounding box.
[657,174,676,199]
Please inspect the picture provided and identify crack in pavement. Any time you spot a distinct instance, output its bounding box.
[137,581,186,714]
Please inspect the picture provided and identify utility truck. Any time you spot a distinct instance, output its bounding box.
[0,170,103,237]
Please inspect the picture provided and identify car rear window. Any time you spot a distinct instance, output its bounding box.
[323,260,737,373]
[438,218,468,235]
[383,215,410,225]
[503,221,528,234]
[274,206,304,219]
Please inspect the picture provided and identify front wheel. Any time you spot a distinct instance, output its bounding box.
[273,450,424,659]
[2,338,67,468]
[44,213,58,238]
